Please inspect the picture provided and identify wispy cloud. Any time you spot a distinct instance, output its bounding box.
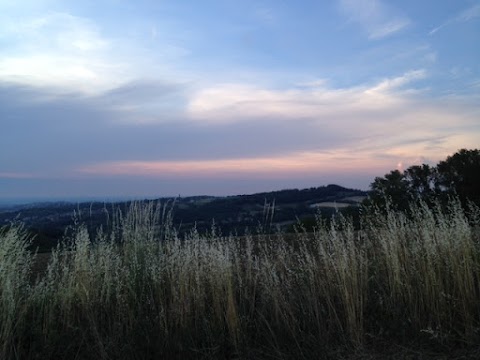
[0,12,121,93]
[187,70,426,124]
[429,3,480,35]
[338,0,410,39]
[367,69,426,92]
[0,11,189,95]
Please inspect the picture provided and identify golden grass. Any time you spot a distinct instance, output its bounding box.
[0,198,479,359]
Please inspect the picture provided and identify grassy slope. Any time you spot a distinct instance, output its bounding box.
[1,199,479,359]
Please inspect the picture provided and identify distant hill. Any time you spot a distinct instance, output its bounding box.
[0,184,368,251]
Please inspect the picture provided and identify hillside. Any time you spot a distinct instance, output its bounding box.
[0,184,367,251]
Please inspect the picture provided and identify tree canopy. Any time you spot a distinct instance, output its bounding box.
[437,149,480,205]
[368,149,480,210]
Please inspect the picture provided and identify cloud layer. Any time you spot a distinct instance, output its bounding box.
[338,0,410,39]
[1,1,479,198]
[429,3,480,35]
[2,68,478,192]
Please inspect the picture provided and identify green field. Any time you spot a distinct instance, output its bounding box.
[1,198,480,359]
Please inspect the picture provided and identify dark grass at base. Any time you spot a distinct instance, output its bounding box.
[338,342,480,360]
[25,251,480,360]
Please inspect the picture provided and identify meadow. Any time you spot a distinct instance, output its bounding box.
[1,198,479,359]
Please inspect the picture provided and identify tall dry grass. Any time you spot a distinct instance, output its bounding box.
[0,198,479,359]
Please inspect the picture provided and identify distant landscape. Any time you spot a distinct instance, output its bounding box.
[0,184,367,252]
[1,149,479,359]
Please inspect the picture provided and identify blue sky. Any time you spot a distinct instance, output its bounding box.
[1,0,479,200]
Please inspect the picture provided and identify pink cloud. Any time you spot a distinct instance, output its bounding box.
[77,151,404,179]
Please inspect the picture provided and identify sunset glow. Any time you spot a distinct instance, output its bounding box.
[1,0,479,199]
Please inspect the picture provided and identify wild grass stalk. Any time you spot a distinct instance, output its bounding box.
[0,198,479,359]
[0,225,35,358]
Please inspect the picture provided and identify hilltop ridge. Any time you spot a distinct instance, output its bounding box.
[0,184,367,251]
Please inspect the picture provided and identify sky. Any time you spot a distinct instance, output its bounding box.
[1,0,479,201]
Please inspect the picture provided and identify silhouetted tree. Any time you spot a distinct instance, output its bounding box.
[404,164,438,202]
[369,169,411,210]
[367,149,480,211]
[437,149,480,204]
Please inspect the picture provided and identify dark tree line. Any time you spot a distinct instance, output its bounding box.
[367,149,480,210]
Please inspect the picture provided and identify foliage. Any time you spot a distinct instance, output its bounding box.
[367,149,480,210]
[437,149,480,205]
[369,169,411,210]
